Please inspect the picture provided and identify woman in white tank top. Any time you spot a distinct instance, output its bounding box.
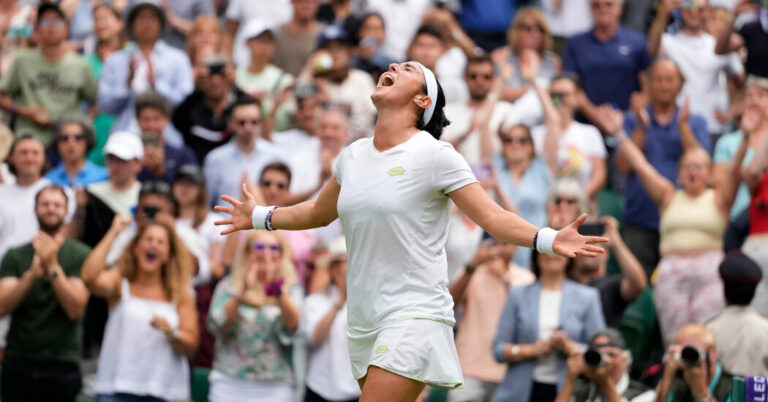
[81,217,199,401]
[215,61,606,401]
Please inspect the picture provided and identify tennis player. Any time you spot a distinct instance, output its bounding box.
[215,61,607,402]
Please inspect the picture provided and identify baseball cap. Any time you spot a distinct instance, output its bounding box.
[242,18,273,41]
[174,164,205,186]
[103,131,144,160]
[590,328,626,350]
[719,251,763,284]
[317,25,351,48]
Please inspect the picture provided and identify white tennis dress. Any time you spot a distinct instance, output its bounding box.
[333,131,477,388]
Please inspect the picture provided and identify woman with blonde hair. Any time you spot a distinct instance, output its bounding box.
[187,15,222,66]
[81,216,199,401]
[494,7,561,103]
[207,230,302,402]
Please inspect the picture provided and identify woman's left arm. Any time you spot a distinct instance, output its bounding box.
[450,183,606,257]
[170,289,201,357]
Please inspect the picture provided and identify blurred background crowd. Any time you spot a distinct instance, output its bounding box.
[0,0,768,401]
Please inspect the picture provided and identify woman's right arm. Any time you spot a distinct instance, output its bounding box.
[215,179,341,234]
[744,124,768,194]
[600,107,675,208]
[80,216,131,302]
[493,291,547,364]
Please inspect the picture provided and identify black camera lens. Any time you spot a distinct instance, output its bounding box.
[584,348,603,368]
[142,206,159,219]
[208,63,226,76]
[680,346,704,366]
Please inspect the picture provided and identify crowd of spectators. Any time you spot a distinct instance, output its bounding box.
[0,0,767,401]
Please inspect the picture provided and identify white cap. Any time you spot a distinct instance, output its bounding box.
[328,236,347,261]
[242,18,273,41]
[103,131,144,160]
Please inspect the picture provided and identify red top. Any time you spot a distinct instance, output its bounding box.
[750,173,768,235]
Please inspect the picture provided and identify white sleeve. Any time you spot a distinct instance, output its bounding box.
[332,147,346,185]
[299,293,332,344]
[433,142,478,196]
[530,125,546,157]
[583,125,608,159]
[225,0,241,20]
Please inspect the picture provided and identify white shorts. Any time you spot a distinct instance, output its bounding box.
[347,318,464,389]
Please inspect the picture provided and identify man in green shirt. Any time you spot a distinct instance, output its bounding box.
[0,3,98,147]
[0,184,91,401]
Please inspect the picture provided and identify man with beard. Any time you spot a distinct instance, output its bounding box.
[0,184,91,401]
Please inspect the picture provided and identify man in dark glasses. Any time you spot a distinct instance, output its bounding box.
[441,55,515,166]
[45,115,107,189]
[203,96,283,207]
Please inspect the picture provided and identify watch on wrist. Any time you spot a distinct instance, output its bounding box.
[465,264,476,275]
[168,328,180,340]
[47,267,62,281]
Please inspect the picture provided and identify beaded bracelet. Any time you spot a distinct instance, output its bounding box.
[266,207,278,231]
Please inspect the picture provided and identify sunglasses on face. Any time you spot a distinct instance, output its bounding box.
[555,197,577,206]
[260,180,288,190]
[251,242,282,253]
[517,24,543,33]
[468,73,493,80]
[237,119,261,127]
[499,135,531,145]
[683,162,706,170]
[57,133,86,142]
[39,18,65,29]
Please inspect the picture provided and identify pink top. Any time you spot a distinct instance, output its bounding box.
[455,264,535,383]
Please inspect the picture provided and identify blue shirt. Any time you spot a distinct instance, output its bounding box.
[493,155,551,268]
[564,28,651,110]
[98,41,193,133]
[622,108,710,230]
[137,143,198,184]
[459,0,516,32]
[203,139,283,207]
[45,161,108,188]
[713,130,754,220]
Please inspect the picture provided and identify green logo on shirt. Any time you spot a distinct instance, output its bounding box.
[387,167,405,176]
[375,345,389,354]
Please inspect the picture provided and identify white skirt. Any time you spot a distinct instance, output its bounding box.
[347,318,464,389]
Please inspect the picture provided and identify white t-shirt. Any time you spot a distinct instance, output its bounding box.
[176,212,224,258]
[441,101,517,166]
[333,131,477,330]
[271,129,323,194]
[445,212,484,283]
[661,32,744,134]
[532,289,562,384]
[436,47,469,104]
[361,0,433,61]
[87,181,141,217]
[541,0,593,38]
[226,0,293,68]
[532,121,606,188]
[325,69,377,141]
[301,286,361,401]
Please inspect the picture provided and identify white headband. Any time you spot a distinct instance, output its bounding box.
[414,62,438,125]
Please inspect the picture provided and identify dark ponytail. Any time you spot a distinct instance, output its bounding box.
[417,80,450,140]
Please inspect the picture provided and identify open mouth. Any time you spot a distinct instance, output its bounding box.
[378,73,395,88]
[145,250,159,263]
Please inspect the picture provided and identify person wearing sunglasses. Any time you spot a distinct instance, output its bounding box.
[601,105,740,347]
[45,115,108,189]
[207,230,301,402]
[203,96,283,208]
[216,60,607,402]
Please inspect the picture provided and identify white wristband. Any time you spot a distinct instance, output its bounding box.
[536,227,559,255]
[251,205,276,231]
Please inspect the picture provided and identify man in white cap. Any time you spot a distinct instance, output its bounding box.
[70,131,144,247]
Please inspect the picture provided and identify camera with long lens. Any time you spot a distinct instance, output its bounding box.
[679,345,707,367]
[584,348,605,368]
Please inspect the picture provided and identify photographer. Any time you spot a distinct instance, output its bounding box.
[555,329,654,402]
[654,324,733,402]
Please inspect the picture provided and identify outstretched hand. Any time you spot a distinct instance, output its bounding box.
[552,214,608,258]
[214,184,259,235]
